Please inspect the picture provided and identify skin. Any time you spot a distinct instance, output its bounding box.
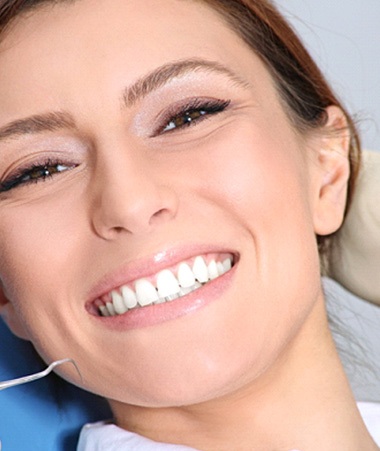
[0,0,377,449]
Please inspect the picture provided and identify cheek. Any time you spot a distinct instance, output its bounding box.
[173,119,314,235]
[0,202,94,385]
[196,123,321,330]
[0,194,84,309]
[162,122,321,350]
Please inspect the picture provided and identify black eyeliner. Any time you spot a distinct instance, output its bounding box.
[154,97,231,136]
[0,158,76,192]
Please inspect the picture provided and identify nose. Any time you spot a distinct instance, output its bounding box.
[90,152,178,240]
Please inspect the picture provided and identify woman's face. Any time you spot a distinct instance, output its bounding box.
[0,0,331,406]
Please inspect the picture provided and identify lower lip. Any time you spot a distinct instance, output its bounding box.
[91,264,237,330]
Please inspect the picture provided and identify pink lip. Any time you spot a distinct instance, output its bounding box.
[85,244,238,329]
[91,264,237,330]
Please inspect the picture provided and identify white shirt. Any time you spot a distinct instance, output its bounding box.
[77,402,380,450]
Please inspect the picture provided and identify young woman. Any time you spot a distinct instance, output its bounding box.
[0,0,378,449]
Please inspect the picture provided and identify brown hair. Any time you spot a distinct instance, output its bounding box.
[0,0,361,262]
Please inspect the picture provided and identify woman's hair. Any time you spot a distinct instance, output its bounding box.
[0,0,361,265]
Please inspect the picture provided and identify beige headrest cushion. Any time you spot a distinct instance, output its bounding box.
[329,150,380,305]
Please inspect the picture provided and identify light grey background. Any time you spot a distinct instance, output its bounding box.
[275,0,380,151]
[324,278,380,402]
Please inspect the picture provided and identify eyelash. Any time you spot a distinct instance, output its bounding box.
[157,98,231,135]
[0,158,77,193]
[0,98,231,192]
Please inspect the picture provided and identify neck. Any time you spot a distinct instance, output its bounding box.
[110,299,378,451]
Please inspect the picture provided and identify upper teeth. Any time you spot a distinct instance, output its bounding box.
[98,255,233,317]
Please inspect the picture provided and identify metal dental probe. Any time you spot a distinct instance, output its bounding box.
[0,358,81,390]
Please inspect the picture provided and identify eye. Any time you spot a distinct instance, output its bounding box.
[0,159,77,192]
[159,98,231,134]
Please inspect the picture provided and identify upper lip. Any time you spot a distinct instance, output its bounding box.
[85,244,238,304]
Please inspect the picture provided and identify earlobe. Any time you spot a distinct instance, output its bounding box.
[313,106,351,236]
[0,287,31,341]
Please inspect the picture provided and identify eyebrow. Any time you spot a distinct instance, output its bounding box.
[0,111,76,142]
[123,58,250,107]
[0,59,249,142]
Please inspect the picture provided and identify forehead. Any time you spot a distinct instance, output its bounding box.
[0,0,280,124]
[0,0,249,74]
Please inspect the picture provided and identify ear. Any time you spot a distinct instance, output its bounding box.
[0,285,31,341]
[312,106,351,236]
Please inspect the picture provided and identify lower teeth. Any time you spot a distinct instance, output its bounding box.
[100,281,205,316]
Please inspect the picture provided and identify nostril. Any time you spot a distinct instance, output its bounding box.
[150,208,171,224]
[91,182,178,238]
[153,208,167,217]
[113,226,125,234]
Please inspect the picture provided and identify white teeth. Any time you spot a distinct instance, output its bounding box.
[164,293,180,301]
[111,291,128,314]
[223,258,232,272]
[191,281,202,290]
[135,279,159,307]
[208,260,219,280]
[99,255,234,317]
[121,285,138,309]
[156,269,181,298]
[106,302,116,316]
[154,297,166,304]
[192,256,209,283]
[99,305,110,317]
[177,263,196,288]
[179,286,193,296]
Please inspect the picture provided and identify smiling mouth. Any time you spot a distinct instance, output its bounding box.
[95,254,234,317]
